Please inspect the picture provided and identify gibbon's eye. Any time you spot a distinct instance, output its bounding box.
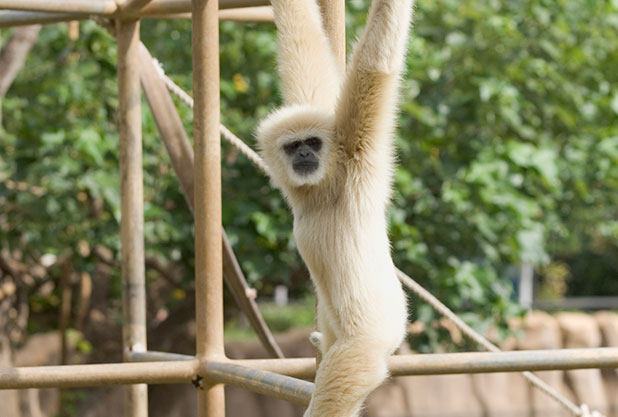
[283,140,302,156]
[305,137,322,152]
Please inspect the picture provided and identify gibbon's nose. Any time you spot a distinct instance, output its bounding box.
[298,148,311,158]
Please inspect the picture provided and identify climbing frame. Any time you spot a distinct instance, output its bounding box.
[0,2,617,417]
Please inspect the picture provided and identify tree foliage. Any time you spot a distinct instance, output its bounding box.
[0,0,617,348]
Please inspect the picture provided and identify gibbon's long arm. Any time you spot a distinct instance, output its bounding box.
[271,0,342,110]
[336,0,413,174]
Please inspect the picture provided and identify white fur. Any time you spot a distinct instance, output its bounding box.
[256,1,414,416]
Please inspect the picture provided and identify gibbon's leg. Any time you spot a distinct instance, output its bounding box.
[313,303,337,355]
[335,0,414,179]
[304,338,389,417]
[271,0,342,110]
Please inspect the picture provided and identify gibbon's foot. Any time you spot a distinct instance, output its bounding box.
[309,331,323,350]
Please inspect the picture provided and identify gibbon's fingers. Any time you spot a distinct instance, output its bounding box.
[271,0,342,110]
[335,0,414,174]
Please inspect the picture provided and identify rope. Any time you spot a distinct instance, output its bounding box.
[150,59,270,175]
[396,269,602,417]
[151,52,604,417]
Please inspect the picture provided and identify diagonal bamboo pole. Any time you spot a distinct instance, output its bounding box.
[204,361,313,406]
[137,42,284,359]
[117,18,148,417]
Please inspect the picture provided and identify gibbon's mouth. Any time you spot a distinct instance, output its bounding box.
[293,160,319,175]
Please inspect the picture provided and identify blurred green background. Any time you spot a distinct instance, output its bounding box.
[0,0,617,352]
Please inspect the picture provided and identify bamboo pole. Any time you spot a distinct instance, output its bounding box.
[221,233,284,358]
[129,0,270,17]
[159,6,273,22]
[3,347,618,391]
[0,5,273,28]
[138,41,282,358]
[0,11,87,28]
[217,6,272,22]
[129,350,195,362]
[0,0,117,14]
[0,361,197,389]
[234,347,618,379]
[138,42,284,359]
[192,0,225,416]
[0,0,269,17]
[205,362,313,406]
[117,18,148,417]
[117,0,154,13]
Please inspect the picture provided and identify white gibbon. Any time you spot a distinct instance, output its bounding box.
[256,1,414,416]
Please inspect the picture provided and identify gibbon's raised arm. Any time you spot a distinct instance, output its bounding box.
[271,0,342,110]
[336,0,413,167]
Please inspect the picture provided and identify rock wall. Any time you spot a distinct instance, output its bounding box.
[7,311,618,417]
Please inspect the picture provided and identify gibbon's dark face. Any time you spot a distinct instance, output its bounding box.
[283,136,323,176]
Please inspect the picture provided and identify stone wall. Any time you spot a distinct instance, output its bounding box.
[8,311,618,417]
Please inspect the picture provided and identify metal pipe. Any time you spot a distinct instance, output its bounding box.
[205,362,313,406]
[192,0,225,416]
[117,18,148,417]
[0,0,117,14]
[0,361,198,389]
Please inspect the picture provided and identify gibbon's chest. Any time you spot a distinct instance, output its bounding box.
[292,198,385,281]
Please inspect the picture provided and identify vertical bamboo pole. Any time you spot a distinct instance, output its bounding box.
[192,0,224,416]
[117,18,148,417]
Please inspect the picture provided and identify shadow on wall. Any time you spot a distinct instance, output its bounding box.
[6,312,618,417]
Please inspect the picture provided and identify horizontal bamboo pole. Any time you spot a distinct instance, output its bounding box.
[0,5,273,28]
[0,0,117,14]
[117,0,154,13]
[0,11,87,28]
[0,361,198,389]
[129,350,195,362]
[128,0,269,17]
[204,362,313,406]
[237,347,618,379]
[217,6,272,21]
[151,6,273,22]
[2,347,618,390]
[0,0,269,17]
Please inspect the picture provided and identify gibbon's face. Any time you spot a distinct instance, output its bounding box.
[283,136,323,176]
[257,104,335,189]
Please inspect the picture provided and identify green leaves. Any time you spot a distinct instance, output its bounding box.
[1,0,616,350]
